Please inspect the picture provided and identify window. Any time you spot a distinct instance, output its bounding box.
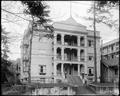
[111,54,114,58]
[80,36,85,46]
[88,68,94,76]
[88,40,93,47]
[39,65,46,75]
[115,69,118,75]
[88,56,93,61]
[23,62,28,72]
[89,69,92,74]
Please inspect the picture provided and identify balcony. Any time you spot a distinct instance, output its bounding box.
[64,57,78,61]
[80,43,85,47]
[57,55,61,60]
[80,58,85,62]
[64,35,77,47]
[57,41,61,45]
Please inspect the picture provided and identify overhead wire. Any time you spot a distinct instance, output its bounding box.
[2,2,93,58]
[2,18,22,26]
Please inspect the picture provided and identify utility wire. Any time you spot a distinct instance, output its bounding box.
[72,1,92,6]
[2,8,67,23]
[2,18,22,26]
[2,8,31,22]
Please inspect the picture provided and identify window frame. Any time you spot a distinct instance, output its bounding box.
[39,65,46,75]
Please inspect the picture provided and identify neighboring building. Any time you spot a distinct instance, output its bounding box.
[101,38,119,83]
[15,58,21,78]
[101,38,119,59]
[20,17,101,83]
[10,58,21,83]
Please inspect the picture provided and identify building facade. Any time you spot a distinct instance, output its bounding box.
[101,38,119,59]
[20,17,101,83]
[101,38,119,83]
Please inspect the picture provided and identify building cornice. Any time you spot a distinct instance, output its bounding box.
[54,28,88,35]
[33,28,101,38]
[87,35,101,39]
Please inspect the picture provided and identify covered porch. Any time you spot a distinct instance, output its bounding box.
[56,63,85,79]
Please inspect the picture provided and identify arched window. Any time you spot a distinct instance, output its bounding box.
[80,49,85,61]
[80,36,85,46]
[57,47,61,60]
[64,48,71,61]
[57,34,61,44]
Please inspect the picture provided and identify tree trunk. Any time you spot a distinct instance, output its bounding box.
[28,16,34,84]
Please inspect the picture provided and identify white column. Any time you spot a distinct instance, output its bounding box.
[61,34,64,45]
[85,35,87,47]
[84,35,87,75]
[54,47,57,60]
[67,86,70,95]
[54,33,57,45]
[78,36,80,46]
[84,63,87,75]
[61,63,64,78]
[78,49,80,61]
[62,47,64,61]
[54,62,57,83]
[78,64,80,76]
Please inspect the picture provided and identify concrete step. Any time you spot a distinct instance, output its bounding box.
[76,86,96,95]
[67,76,83,86]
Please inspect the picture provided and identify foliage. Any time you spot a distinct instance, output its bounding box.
[85,1,119,33]
[96,1,119,9]
[21,1,54,35]
[1,28,10,59]
[1,57,15,83]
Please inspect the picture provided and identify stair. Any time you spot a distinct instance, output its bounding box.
[67,75,83,86]
[76,86,96,95]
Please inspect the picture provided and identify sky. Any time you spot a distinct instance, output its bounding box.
[1,1,119,60]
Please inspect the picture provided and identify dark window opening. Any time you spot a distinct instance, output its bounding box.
[88,69,93,76]
[115,69,118,75]
[39,65,46,75]
[89,56,93,61]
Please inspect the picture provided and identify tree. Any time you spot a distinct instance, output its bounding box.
[21,1,53,83]
[85,1,119,32]
[89,1,119,82]
[1,28,10,60]
[1,28,19,84]
[96,1,119,8]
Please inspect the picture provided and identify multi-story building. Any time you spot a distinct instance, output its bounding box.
[20,17,101,83]
[101,38,119,83]
[101,38,119,59]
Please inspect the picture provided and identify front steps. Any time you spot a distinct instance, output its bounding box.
[67,75,83,86]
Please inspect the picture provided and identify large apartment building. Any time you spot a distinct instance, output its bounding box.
[20,17,101,83]
[101,38,119,83]
[101,38,119,59]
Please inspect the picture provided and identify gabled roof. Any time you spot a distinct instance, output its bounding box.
[55,16,86,28]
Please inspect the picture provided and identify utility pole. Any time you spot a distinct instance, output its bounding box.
[70,1,72,17]
[28,16,34,84]
[93,1,97,82]
[100,40,103,83]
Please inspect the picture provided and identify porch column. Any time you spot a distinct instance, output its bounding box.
[61,34,64,45]
[61,63,64,78]
[54,63,57,83]
[78,36,80,46]
[78,64,80,76]
[78,49,80,61]
[62,47,64,61]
